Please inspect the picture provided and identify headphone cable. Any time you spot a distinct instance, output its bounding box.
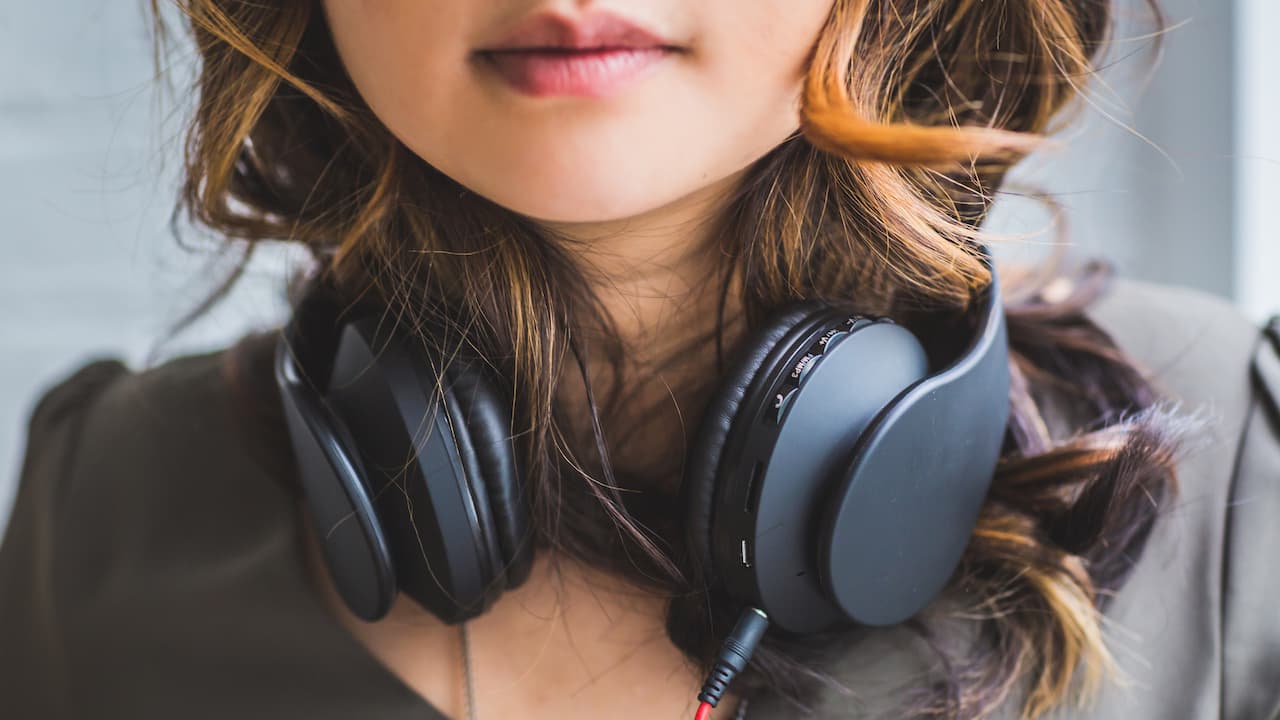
[693,607,769,720]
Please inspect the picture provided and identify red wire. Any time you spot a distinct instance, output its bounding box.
[694,701,713,720]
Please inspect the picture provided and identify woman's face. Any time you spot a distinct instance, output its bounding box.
[322,0,835,224]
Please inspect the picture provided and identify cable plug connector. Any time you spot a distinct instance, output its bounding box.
[694,607,769,718]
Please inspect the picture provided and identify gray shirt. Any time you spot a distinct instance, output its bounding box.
[2,277,1278,718]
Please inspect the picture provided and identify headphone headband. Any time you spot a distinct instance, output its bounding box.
[275,245,1009,630]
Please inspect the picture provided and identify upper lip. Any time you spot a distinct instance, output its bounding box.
[478,10,678,52]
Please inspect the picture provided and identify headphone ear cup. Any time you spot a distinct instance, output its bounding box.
[275,335,397,622]
[682,303,832,582]
[441,357,534,591]
[322,318,528,623]
[818,286,1010,626]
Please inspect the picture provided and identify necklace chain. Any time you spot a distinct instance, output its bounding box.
[459,622,477,720]
[458,621,750,720]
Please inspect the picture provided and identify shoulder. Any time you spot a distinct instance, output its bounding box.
[34,348,266,507]
[1085,275,1261,405]
[1081,275,1259,520]
[17,347,246,476]
[65,347,263,486]
[1077,275,1280,716]
[8,356,132,530]
[42,346,303,590]
[11,345,284,592]
[3,343,428,715]
[7,346,302,593]
[0,349,273,708]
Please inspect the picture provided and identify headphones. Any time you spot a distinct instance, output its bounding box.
[274,245,1009,634]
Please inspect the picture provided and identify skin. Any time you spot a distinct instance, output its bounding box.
[316,1,836,718]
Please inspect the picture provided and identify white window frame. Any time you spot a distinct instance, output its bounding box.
[1236,0,1280,322]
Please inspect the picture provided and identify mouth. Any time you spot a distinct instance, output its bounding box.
[473,10,685,98]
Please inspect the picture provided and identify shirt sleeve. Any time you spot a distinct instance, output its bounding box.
[0,359,130,719]
[1221,318,1280,720]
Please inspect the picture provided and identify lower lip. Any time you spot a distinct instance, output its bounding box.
[478,47,673,98]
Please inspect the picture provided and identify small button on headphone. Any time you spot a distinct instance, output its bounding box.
[274,245,1009,634]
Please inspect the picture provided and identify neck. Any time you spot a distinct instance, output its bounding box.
[313,539,742,720]
[540,172,749,489]
[307,180,756,718]
[540,169,747,362]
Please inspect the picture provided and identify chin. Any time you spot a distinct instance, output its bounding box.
[450,164,691,226]
[498,191,668,225]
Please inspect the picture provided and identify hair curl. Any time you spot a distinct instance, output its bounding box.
[155,0,1188,717]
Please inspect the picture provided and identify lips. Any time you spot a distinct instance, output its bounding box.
[478,10,678,52]
[474,10,682,98]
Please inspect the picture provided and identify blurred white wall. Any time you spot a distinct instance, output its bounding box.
[1236,0,1280,320]
[987,0,1240,302]
[0,2,299,533]
[1,0,1276,534]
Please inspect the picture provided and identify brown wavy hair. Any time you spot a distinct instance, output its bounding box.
[154,0,1188,717]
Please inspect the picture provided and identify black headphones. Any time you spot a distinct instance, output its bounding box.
[274,246,1009,634]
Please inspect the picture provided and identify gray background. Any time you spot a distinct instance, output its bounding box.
[1,0,1274,533]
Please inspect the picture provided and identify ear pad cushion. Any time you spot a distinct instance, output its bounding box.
[440,357,534,591]
[681,303,834,582]
[325,317,531,622]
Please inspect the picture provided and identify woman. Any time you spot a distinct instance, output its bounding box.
[1,0,1277,718]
